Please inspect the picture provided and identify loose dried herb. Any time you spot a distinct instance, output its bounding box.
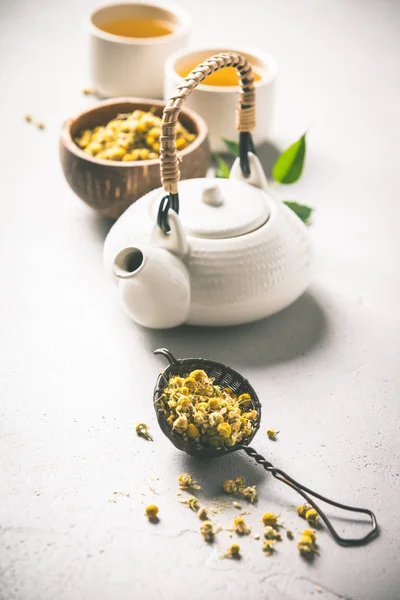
[159,371,257,451]
[135,422,153,441]
[222,543,241,559]
[145,504,159,519]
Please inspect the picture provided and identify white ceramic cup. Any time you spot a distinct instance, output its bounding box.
[89,2,191,99]
[164,47,277,152]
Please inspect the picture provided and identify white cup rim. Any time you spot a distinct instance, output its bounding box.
[165,46,278,92]
[88,2,191,45]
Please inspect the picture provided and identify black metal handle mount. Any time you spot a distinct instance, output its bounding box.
[157,193,180,234]
[239,131,256,178]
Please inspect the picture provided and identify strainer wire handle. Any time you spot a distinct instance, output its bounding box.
[241,446,379,546]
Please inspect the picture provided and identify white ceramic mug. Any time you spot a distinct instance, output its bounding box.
[89,2,191,99]
[164,47,277,152]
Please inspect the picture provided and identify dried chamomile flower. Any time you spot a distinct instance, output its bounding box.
[222,543,241,559]
[173,414,188,433]
[262,512,280,527]
[35,121,45,130]
[303,529,316,544]
[297,502,312,518]
[73,108,196,161]
[297,529,319,557]
[135,422,153,441]
[187,423,200,439]
[145,504,159,519]
[264,526,282,541]
[224,476,257,503]
[180,496,199,511]
[238,485,257,504]
[238,393,252,407]
[197,507,208,520]
[223,479,237,494]
[266,428,279,440]
[305,508,319,526]
[24,114,32,123]
[190,369,207,381]
[200,520,215,542]
[158,371,258,451]
[233,517,251,535]
[286,529,294,540]
[262,540,276,556]
[178,473,201,491]
[234,476,246,488]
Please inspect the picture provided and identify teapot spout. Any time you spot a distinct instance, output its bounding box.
[113,246,190,329]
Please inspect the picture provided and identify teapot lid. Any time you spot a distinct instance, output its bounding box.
[152,178,270,239]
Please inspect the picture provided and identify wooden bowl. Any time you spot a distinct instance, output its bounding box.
[60,98,210,219]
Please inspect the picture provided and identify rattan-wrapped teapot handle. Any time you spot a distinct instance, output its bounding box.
[160,52,256,195]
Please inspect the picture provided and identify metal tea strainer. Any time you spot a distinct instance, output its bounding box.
[153,348,378,546]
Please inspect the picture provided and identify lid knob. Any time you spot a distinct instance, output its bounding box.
[202,185,224,207]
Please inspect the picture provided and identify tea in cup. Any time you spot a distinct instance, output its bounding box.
[164,47,277,152]
[89,2,191,98]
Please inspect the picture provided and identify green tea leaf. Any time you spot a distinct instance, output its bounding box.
[273,134,306,184]
[284,201,313,224]
[222,138,239,157]
[213,153,230,178]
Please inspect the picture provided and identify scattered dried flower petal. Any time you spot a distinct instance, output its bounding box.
[200,520,215,542]
[262,512,280,527]
[297,503,312,518]
[223,479,237,494]
[234,476,246,488]
[232,501,242,509]
[262,540,276,556]
[233,517,251,535]
[297,529,318,557]
[135,422,153,441]
[239,485,258,503]
[180,496,199,511]
[178,473,201,491]
[286,529,294,540]
[222,543,241,559]
[197,507,208,520]
[297,528,319,557]
[264,526,282,541]
[266,428,279,439]
[303,529,317,544]
[145,504,159,519]
[82,87,96,95]
[305,508,319,526]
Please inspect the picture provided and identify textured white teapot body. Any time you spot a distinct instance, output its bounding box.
[104,153,313,328]
[104,51,313,329]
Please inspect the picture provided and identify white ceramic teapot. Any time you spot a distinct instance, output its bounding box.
[104,52,313,329]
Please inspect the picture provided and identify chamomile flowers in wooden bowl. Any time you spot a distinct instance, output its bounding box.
[60,97,209,219]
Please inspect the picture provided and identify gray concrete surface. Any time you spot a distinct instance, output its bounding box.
[1,1,400,599]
